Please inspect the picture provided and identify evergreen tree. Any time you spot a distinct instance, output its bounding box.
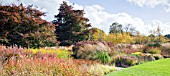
[53,1,91,46]
[165,34,170,39]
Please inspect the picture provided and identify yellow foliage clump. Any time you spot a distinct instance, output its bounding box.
[105,33,134,44]
[25,48,72,59]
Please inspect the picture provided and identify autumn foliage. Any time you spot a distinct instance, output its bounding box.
[0,4,56,48]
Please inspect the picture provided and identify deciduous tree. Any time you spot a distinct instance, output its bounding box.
[0,4,56,48]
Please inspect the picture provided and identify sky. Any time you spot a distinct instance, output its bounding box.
[1,0,170,35]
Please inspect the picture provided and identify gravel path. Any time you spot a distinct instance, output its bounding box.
[115,67,125,71]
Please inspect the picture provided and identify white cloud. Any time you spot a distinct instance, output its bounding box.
[164,3,170,12]
[0,0,67,21]
[83,5,148,34]
[127,0,170,13]
[82,4,170,35]
[151,20,170,35]
[1,0,170,35]
[127,0,168,7]
[72,4,84,10]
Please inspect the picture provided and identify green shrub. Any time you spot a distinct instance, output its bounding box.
[96,52,111,64]
[147,43,161,47]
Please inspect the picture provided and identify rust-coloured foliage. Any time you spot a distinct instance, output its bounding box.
[0,4,56,48]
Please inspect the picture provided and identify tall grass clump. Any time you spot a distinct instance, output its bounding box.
[72,41,113,63]
[0,46,98,76]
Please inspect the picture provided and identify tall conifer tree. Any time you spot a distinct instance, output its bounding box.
[53,1,91,46]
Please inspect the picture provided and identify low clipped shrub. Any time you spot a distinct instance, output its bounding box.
[142,47,161,54]
[113,44,141,54]
[56,49,72,59]
[122,48,137,54]
[147,43,161,47]
[72,41,112,62]
[142,54,155,61]
[152,54,164,60]
[136,54,155,63]
[86,64,115,76]
[114,55,138,68]
[161,43,170,58]
[132,53,159,63]
[132,52,142,58]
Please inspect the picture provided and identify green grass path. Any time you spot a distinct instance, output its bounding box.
[107,58,170,76]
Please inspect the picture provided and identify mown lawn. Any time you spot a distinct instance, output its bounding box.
[107,58,170,76]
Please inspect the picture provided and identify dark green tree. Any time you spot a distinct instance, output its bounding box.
[53,1,91,46]
[0,4,56,48]
[165,34,170,39]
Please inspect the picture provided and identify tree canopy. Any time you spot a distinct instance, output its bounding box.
[165,34,170,39]
[53,1,91,46]
[109,22,123,34]
[87,27,106,41]
[0,4,56,48]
